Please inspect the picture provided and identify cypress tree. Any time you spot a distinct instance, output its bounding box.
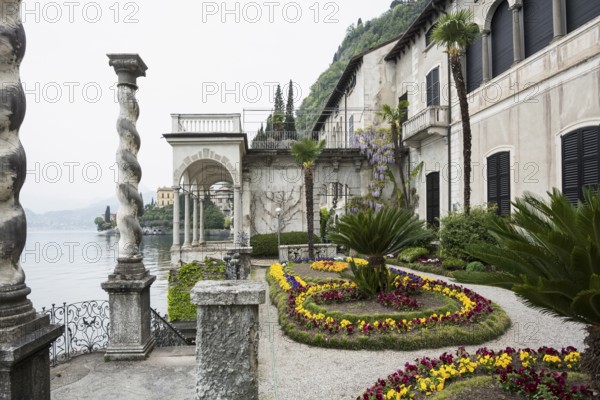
[273,85,285,138]
[285,80,297,138]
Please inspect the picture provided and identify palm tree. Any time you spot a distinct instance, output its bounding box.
[291,137,326,259]
[329,207,432,293]
[431,9,480,214]
[378,101,409,206]
[455,188,600,391]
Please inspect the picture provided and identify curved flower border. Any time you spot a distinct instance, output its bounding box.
[360,346,591,399]
[269,264,494,336]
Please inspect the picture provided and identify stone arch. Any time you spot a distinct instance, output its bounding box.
[173,149,239,187]
[482,0,517,31]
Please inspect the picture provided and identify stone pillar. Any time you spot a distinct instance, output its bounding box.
[0,2,63,397]
[511,4,523,64]
[102,54,156,361]
[182,190,191,249]
[552,0,565,40]
[242,173,252,239]
[233,185,242,240]
[481,29,490,83]
[172,186,180,250]
[191,281,266,400]
[192,191,199,246]
[199,194,205,243]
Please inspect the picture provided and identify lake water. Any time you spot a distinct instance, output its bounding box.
[24,231,173,315]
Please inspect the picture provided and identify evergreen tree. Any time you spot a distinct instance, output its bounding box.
[265,114,273,134]
[251,123,267,148]
[357,17,363,27]
[284,80,297,138]
[104,206,110,223]
[273,85,285,138]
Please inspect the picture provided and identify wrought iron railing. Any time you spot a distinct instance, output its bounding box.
[42,301,110,367]
[150,308,189,347]
[42,300,188,366]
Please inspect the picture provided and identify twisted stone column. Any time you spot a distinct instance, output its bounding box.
[102,54,155,361]
[0,1,62,397]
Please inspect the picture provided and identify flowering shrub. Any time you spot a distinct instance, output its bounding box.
[351,127,395,210]
[360,346,591,399]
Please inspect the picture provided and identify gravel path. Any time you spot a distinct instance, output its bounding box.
[256,265,587,400]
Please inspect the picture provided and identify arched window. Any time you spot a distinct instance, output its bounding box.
[487,151,511,216]
[466,36,483,92]
[562,126,600,205]
[566,0,600,33]
[491,0,512,78]
[524,0,553,58]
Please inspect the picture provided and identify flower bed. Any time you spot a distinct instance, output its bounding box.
[309,258,369,273]
[267,263,511,350]
[360,346,592,399]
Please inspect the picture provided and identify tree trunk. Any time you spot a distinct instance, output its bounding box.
[305,166,315,260]
[367,254,388,293]
[450,54,472,214]
[581,324,600,394]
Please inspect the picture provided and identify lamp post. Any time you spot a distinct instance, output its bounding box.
[275,207,282,261]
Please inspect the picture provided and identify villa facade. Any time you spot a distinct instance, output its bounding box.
[315,0,600,224]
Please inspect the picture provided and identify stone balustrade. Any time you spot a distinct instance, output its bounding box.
[171,113,242,133]
[279,243,338,262]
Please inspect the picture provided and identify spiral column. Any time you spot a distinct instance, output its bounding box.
[101,54,156,361]
[0,1,63,397]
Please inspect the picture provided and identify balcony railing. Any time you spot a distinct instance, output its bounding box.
[402,105,449,147]
[250,131,357,150]
[171,114,242,134]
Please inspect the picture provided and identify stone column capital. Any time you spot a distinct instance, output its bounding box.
[481,29,490,36]
[108,53,147,87]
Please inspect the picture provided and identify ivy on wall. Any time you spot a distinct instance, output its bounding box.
[167,258,226,321]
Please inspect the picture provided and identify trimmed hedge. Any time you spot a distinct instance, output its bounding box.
[250,231,322,257]
[398,247,429,263]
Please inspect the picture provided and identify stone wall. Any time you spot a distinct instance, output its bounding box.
[243,149,369,236]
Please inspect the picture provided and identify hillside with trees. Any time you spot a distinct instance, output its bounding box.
[295,0,429,134]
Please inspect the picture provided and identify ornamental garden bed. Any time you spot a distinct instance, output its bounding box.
[267,260,511,351]
[359,346,592,399]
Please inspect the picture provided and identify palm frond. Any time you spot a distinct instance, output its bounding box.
[290,137,326,166]
[458,189,600,326]
[430,9,480,51]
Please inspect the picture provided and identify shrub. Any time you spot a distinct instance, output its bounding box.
[397,247,429,263]
[466,261,486,272]
[439,207,498,261]
[442,257,466,269]
[250,231,322,257]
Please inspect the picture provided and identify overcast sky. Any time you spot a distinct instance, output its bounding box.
[18,0,393,213]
